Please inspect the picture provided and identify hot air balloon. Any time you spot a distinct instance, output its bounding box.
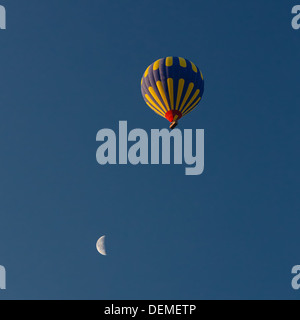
[141,57,204,129]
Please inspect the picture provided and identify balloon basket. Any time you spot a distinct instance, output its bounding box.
[169,120,178,130]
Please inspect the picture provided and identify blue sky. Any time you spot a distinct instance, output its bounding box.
[0,0,299,300]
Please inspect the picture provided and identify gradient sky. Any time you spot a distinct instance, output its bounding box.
[0,0,300,300]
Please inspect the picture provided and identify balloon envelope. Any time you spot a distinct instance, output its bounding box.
[141,57,204,125]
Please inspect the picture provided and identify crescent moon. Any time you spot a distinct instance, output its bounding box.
[96,236,107,256]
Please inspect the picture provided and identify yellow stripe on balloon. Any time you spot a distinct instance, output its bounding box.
[181,89,200,114]
[175,79,185,110]
[200,71,204,80]
[179,82,194,112]
[182,97,202,116]
[148,87,167,113]
[156,81,170,111]
[190,61,198,73]
[153,59,161,71]
[144,65,150,77]
[145,94,165,115]
[166,57,173,67]
[179,57,187,68]
[167,78,174,110]
[146,102,165,118]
